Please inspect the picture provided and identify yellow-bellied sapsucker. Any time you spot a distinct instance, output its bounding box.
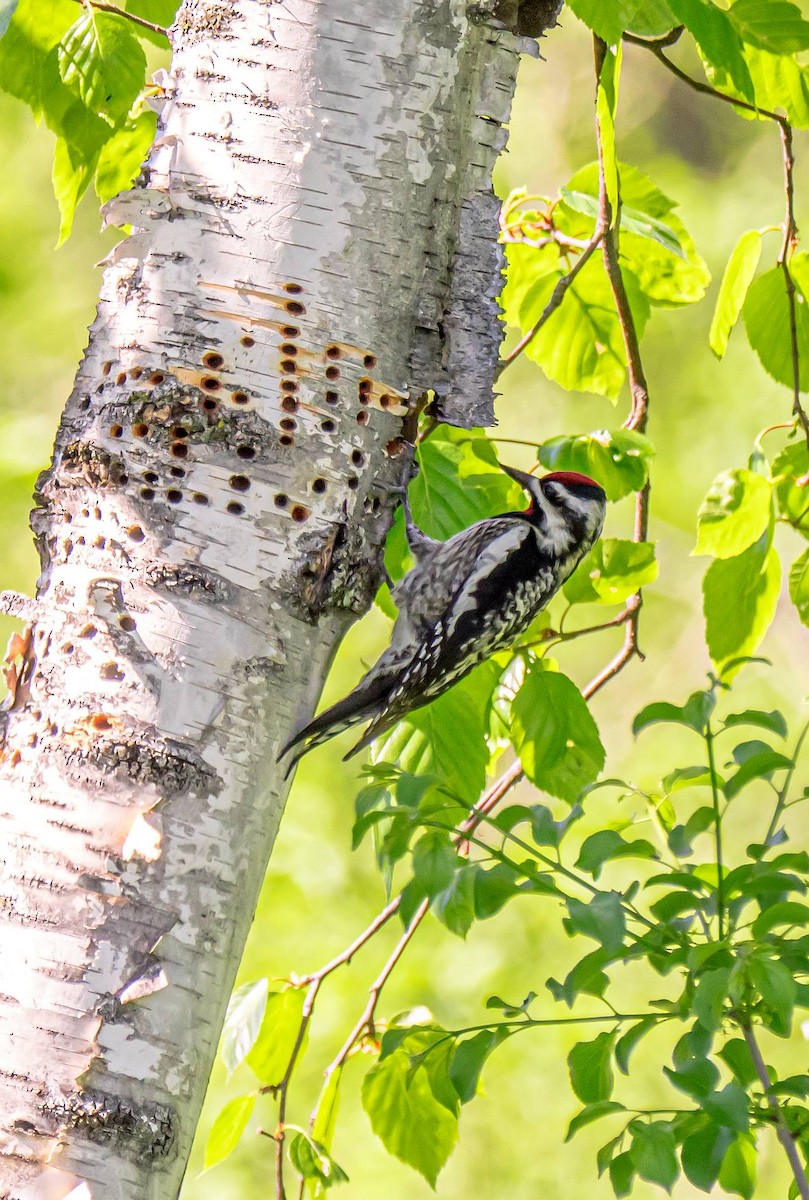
[280,464,606,769]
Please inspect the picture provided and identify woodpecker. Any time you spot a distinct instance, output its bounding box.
[279,465,606,770]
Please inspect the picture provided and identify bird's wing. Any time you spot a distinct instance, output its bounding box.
[349,520,544,752]
[390,516,521,631]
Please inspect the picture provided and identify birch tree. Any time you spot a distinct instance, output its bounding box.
[0,1,542,1196]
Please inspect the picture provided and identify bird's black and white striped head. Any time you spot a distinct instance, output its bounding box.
[501,464,607,557]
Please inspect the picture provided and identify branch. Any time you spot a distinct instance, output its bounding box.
[496,230,605,377]
[777,123,809,449]
[73,0,168,36]
[624,35,783,125]
[626,34,809,449]
[270,898,400,1199]
[739,1022,809,1200]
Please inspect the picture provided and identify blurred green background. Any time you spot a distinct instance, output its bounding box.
[1,13,808,1198]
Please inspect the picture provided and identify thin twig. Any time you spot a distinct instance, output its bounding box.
[462,40,652,849]
[705,719,725,940]
[497,230,605,376]
[74,0,168,35]
[627,34,809,448]
[625,36,784,125]
[270,898,400,1199]
[739,1022,809,1200]
[777,123,809,449]
[321,898,430,1081]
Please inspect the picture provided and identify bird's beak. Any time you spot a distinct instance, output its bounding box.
[500,462,539,492]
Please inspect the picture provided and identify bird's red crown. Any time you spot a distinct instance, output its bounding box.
[542,470,602,491]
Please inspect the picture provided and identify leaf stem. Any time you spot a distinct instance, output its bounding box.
[763,718,809,848]
[705,719,725,940]
[73,0,168,36]
[320,898,430,1080]
[625,33,809,450]
[497,229,605,376]
[269,897,401,1198]
[777,122,809,450]
[738,1021,809,1200]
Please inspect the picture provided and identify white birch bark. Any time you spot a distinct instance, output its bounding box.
[0,1,537,1196]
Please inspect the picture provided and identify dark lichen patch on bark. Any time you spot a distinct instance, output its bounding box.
[58,444,130,489]
[56,731,222,798]
[289,522,385,620]
[43,1089,176,1159]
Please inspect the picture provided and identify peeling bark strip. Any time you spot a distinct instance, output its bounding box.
[0,2,531,1197]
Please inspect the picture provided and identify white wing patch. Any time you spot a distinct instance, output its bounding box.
[445,523,533,637]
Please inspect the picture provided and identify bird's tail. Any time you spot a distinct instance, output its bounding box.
[277,674,391,777]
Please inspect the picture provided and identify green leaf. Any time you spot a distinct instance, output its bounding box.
[729,0,809,54]
[548,948,611,1006]
[561,188,685,257]
[95,109,155,203]
[372,660,500,803]
[511,666,605,802]
[610,1151,635,1197]
[723,709,787,738]
[694,469,772,559]
[411,427,520,541]
[289,1134,349,1189]
[564,892,626,953]
[668,0,755,101]
[537,429,654,502]
[221,979,268,1075]
[528,802,583,848]
[743,256,809,391]
[411,831,458,900]
[773,441,809,536]
[669,806,716,856]
[311,1067,343,1155]
[750,46,809,127]
[704,536,781,671]
[564,538,657,605]
[662,765,715,792]
[449,1029,505,1103]
[566,1099,626,1141]
[245,988,306,1086]
[57,11,146,125]
[703,1082,751,1131]
[52,134,98,246]
[576,830,657,879]
[750,956,796,1035]
[433,866,476,938]
[664,1057,720,1099]
[565,0,627,42]
[723,748,792,798]
[559,162,710,309]
[718,1132,757,1199]
[0,0,17,37]
[361,1047,458,1187]
[203,1094,255,1170]
[789,548,809,625]
[124,0,177,46]
[0,0,76,115]
[681,1121,733,1190]
[633,689,715,736]
[709,230,762,357]
[718,1039,758,1088]
[752,900,809,937]
[629,1120,679,1190]
[517,254,649,399]
[693,968,731,1032]
[568,1031,616,1103]
[615,1016,659,1074]
[596,43,621,216]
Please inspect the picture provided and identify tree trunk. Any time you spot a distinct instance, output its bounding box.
[0,1,535,1196]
